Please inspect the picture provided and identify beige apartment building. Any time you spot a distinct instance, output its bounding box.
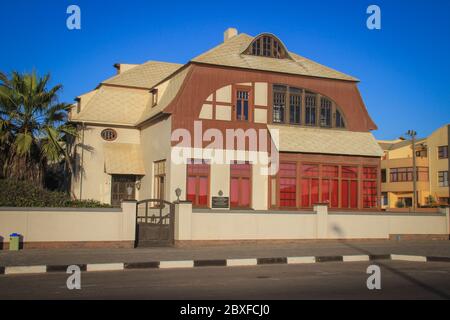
[379,124,449,208]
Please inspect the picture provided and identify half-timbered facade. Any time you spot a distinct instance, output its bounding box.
[69,28,383,210]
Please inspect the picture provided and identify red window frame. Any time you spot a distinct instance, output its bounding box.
[279,162,297,207]
[230,162,252,208]
[363,167,378,208]
[186,159,210,208]
[233,86,253,122]
[341,166,358,209]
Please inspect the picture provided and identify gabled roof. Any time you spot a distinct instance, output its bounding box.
[70,86,150,126]
[191,33,358,82]
[103,60,183,89]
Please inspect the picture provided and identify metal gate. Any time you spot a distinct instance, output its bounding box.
[135,199,175,247]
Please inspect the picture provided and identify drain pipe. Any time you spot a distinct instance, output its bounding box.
[79,122,86,200]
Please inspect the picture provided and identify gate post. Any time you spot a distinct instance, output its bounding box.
[121,200,138,243]
[174,201,192,242]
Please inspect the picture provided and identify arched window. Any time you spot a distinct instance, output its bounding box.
[244,34,289,59]
[335,109,346,128]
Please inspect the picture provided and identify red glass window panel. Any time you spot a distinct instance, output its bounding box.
[231,162,251,176]
[363,180,377,208]
[230,178,239,207]
[322,165,338,178]
[241,178,251,207]
[301,164,319,177]
[350,180,358,208]
[301,179,309,207]
[363,167,377,180]
[279,163,296,177]
[187,177,196,203]
[311,179,319,205]
[280,177,296,207]
[198,177,208,206]
[342,166,358,179]
[341,180,349,208]
[322,180,330,203]
[331,180,339,208]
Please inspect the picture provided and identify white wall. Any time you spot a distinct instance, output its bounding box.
[0,201,136,245]
[175,204,449,241]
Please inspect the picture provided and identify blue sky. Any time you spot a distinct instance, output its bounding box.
[1,0,449,139]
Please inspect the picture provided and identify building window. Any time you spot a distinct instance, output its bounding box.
[101,128,117,141]
[236,89,250,121]
[151,88,158,107]
[320,97,332,127]
[390,167,429,182]
[438,171,449,187]
[416,149,427,157]
[245,35,288,59]
[230,162,252,208]
[279,163,297,207]
[381,169,387,183]
[186,159,210,207]
[362,167,378,208]
[438,146,448,159]
[341,166,358,209]
[301,164,319,207]
[321,165,339,208]
[289,88,302,124]
[272,85,286,123]
[305,92,317,126]
[335,109,345,128]
[381,192,388,206]
[153,160,166,200]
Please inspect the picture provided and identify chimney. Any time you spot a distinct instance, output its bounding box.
[224,27,238,42]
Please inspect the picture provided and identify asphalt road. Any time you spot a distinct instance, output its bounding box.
[0,261,449,300]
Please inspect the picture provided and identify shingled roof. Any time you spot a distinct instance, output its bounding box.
[191,33,358,82]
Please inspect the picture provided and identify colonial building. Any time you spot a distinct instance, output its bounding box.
[69,28,383,210]
[379,124,450,208]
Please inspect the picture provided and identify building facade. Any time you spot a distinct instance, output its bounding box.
[379,124,450,208]
[69,28,383,210]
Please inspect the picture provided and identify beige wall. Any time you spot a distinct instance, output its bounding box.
[140,117,173,201]
[428,124,449,199]
[71,125,140,204]
[0,201,136,244]
[175,204,449,241]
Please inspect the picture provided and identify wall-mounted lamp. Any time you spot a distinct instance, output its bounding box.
[175,188,182,202]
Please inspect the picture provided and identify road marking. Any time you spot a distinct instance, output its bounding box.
[227,259,258,266]
[159,260,194,269]
[287,256,316,264]
[5,265,47,275]
[391,255,427,262]
[86,263,124,271]
[343,255,370,262]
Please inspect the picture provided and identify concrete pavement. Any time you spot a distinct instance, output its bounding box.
[0,261,449,299]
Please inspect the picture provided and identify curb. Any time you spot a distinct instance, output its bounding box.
[1,254,448,276]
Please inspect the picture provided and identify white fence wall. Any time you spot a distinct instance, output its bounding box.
[175,203,449,241]
[0,201,136,247]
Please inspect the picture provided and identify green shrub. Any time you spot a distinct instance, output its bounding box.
[0,179,111,208]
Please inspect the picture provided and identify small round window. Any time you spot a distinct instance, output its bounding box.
[101,128,117,141]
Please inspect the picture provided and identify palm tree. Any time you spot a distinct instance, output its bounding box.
[0,70,77,187]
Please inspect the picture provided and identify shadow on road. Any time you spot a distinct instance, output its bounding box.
[331,224,450,299]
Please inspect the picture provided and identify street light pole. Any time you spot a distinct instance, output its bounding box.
[406,130,417,211]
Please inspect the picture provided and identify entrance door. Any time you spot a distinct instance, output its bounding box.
[230,162,252,208]
[111,175,136,207]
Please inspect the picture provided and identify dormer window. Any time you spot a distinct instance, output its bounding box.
[244,34,289,59]
[151,88,158,107]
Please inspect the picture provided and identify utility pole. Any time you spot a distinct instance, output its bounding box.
[406,130,417,211]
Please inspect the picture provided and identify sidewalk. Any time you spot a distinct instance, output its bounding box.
[1,240,449,267]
